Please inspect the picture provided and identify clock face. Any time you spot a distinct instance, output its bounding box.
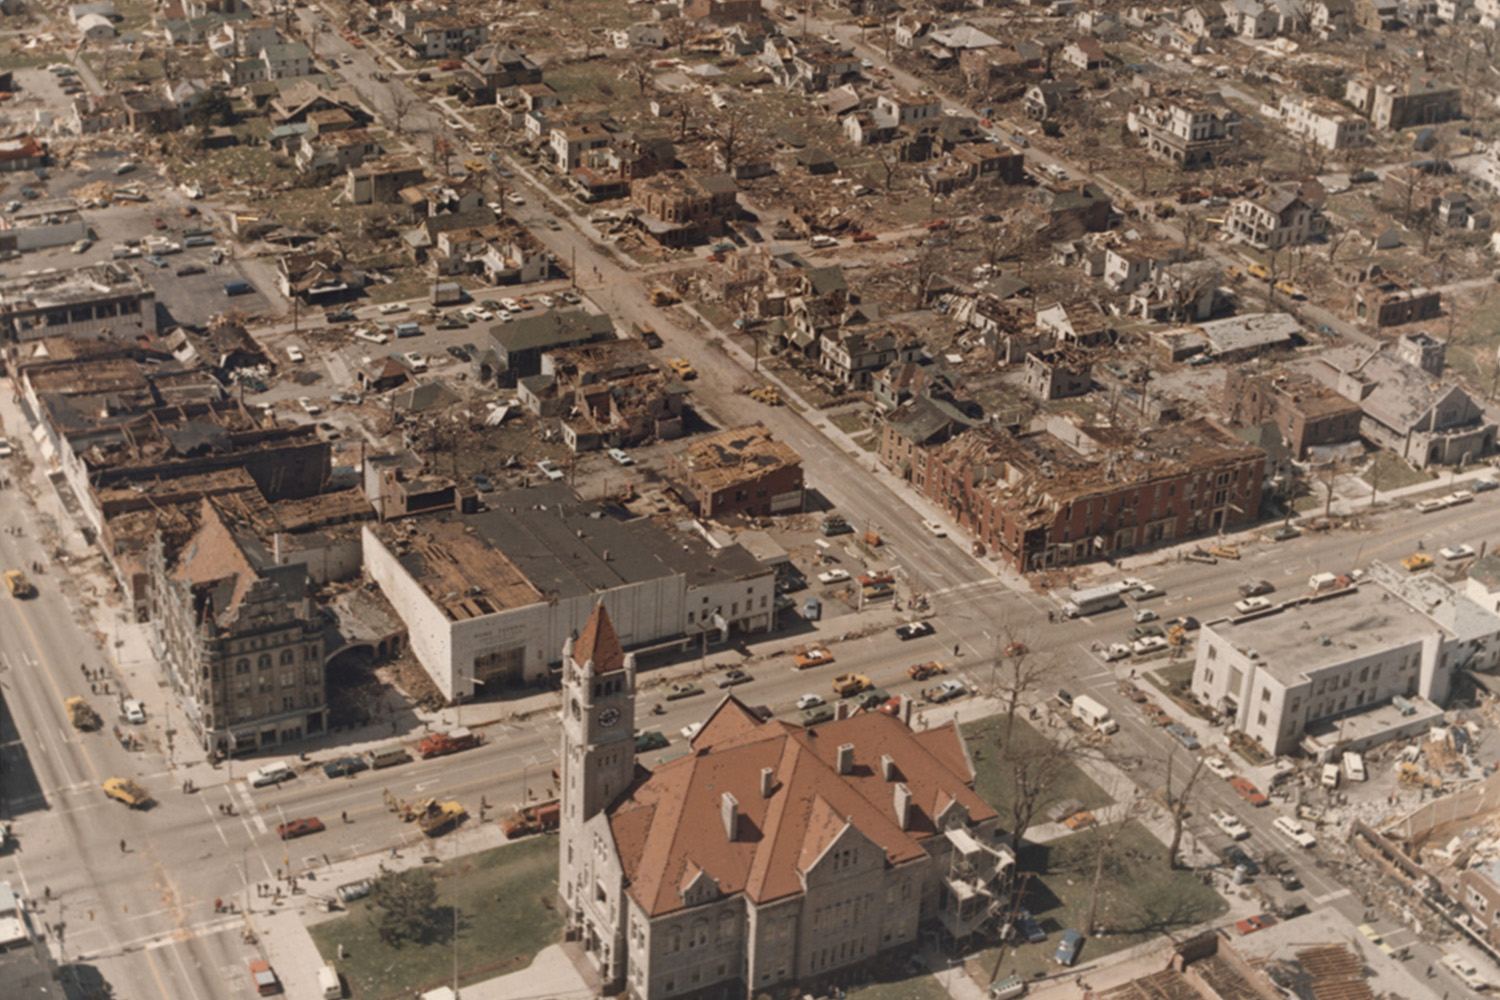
[598,707,621,728]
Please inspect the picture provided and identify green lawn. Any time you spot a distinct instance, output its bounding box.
[962,715,1113,825]
[968,822,1227,983]
[1360,451,1433,493]
[308,836,562,1000]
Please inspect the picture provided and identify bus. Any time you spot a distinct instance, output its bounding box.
[1059,585,1125,618]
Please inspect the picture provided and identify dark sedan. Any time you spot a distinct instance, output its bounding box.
[896,621,935,641]
[322,756,368,779]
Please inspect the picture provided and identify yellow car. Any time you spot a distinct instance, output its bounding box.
[831,673,872,697]
[1401,553,1433,572]
[668,358,696,380]
[1246,263,1271,281]
[4,569,33,598]
[103,777,153,809]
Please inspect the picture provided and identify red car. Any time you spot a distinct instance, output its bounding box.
[277,817,325,840]
[1235,913,1277,935]
[1229,776,1269,807]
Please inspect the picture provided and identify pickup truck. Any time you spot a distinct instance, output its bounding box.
[908,660,945,681]
[831,673,872,697]
[1211,809,1249,839]
[925,680,967,703]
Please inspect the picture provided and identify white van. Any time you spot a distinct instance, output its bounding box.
[249,761,294,788]
[1342,751,1366,782]
[1320,762,1340,788]
[1272,815,1317,848]
[368,744,410,769]
[1071,695,1119,735]
[318,964,343,999]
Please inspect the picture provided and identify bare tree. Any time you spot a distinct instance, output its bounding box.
[878,148,904,192]
[1082,812,1134,939]
[710,109,743,174]
[1162,751,1208,870]
[912,243,941,309]
[1007,732,1086,850]
[387,87,420,138]
[626,55,654,96]
[992,638,1049,746]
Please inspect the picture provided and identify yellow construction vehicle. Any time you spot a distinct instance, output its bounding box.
[416,798,466,837]
[749,385,782,405]
[1401,553,1433,572]
[667,358,697,380]
[650,286,679,306]
[103,777,153,809]
[66,697,102,731]
[1166,624,1189,647]
[5,569,34,598]
[1397,762,1442,789]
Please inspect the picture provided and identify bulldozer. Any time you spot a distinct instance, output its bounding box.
[416,798,466,837]
[749,385,783,406]
[66,696,102,731]
[650,286,680,306]
[1397,763,1443,790]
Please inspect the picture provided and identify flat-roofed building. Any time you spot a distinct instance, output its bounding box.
[1190,561,1500,755]
[361,483,776,701]
[0,262,157,343]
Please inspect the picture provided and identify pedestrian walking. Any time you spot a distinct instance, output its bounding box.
[90,682,97,694]
[390,846,398,859]
[953,643,960,656]
[341,810,348,824]
[119,839,126,853]
[43,886,50,901]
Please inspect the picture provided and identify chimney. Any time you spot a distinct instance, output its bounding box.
[721,792,739,841]
[894,783,912,831]
[881,754,896,781]
[760,767,775,798]
[837,743,855,775]
[835,701,851,721]
[900,694,914,727]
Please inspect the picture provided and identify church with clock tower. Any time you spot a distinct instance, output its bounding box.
[557,603,1013,1000]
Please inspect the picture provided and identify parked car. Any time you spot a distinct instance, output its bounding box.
[635,731,669,752]
[322,756,368,778]
[1223,843,1259,875]
[1234,596,1272,614]
[1166,724,1200,751]
[795,693,825,710]
[607,448,633,466]
[1015,908,1046,943]
[536,459,565,481]
[1238,580,1274,597]
[1235,914,1277,935]
[1204,756,1234,780]
[1229,776,1268,807]
[1053,929,1083,966]
[665,682,703,700]
[715,669,753,688]
[1211,809,1249,840]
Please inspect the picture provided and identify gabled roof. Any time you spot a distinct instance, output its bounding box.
[609,700,994,917]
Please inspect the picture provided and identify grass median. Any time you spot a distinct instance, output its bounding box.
[308,835,562,1000]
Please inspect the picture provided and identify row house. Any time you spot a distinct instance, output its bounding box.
[1349,265,1442,328]
[1023,348,1093,401]
[551,122,613,170]
[1229,186,1320,249]
[879,388,984,478]
[1128,92,1241,169]
[763,38,861,92]
[210,16,280,58]
[670,423,805,518]
[1101,239,1184,295]
[1278,93,1368,150]
[346,156,426,205]
[913,418,1265,573]
[528,341,688,452]
[1220,0,1278,35]
[296,129,381,174]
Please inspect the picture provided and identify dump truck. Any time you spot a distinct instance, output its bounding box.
[417,727,483,759]
[650,286,679,306]
[415,798,467,837]
[831,673,872,697]
[502,800,560,839]
[102,777,153,809]
[5,569,34,598]
[66,697,102,731]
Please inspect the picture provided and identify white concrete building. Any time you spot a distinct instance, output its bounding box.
[361,483,775,702]
[1278,93,1368,150]
[1190,562,1500,756]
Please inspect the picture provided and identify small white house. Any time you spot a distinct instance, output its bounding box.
[77,12,115,39]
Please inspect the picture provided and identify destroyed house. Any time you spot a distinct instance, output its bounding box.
[531,341,689,452]
[915,418,1264,572]
[630,170,739,246]
[1224,367,1362,459]
[277,249,360,302]
[1128,92,1241,169]
[149,497,328,756]
[670,422,804,518]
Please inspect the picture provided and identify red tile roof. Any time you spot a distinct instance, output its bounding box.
[609,697,994,917]
[574,603,626,673]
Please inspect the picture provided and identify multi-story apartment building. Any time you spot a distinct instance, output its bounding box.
[670,422,804,518]
[1344,72,1461,130]
[1223,367,1363,459]
[1190,563,1500,756]
[558,605,1013,1000]
[629,171,739,245]
[1229,187,1319,249]
[913,418,1264,573]
[1128,92,1241,168]
[149,499,328,755]
[1278,93,1369,149]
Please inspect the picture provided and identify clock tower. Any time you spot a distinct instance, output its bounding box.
[558,603,636,930]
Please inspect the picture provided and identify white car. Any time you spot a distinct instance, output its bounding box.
[1272,815,1317,848]
[378,302,408,314]
[817,569,851,585]
[1210,809,1249,840]
[1417,498,1448,513]
[1132,635,1168,655]
[249,761,294,788]
[809,235,838,249]
[506,193,525,206]
[607,448,633,466]
[1234,596,1272,614]
[71,238,93,254]
[1442,954,1491,991]
[1446,490,1474,506]
[681,721,703,740]
[297,396,321,415]
[922,519,946,537]
[538,294,555,308]
[472,309,495,321]
[795,693,824,710]
[1204,756,1235,780]
[1103,642,1132,662]
[1132,607,1158,624]
[404,352,427,372]
[354,328,389,344]
[0,437,13,458]
[122,699,146,724]
[536,459,565,481]
[1439,544,1476,560]
[500,298,520,312]
[286,345,305,363]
